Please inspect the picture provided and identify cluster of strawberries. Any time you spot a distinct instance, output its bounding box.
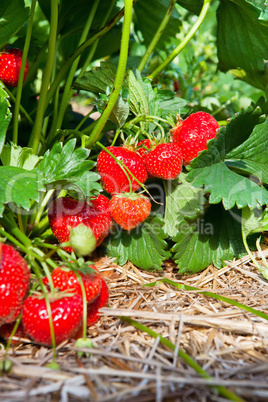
[48,111,219,253]
[0,243,109,346]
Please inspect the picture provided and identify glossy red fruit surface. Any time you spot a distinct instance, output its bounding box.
[172,111,219,164]
[144,142,182,179]
[0,244,30,326]
[0,48,29,87]
[97,146,147,195]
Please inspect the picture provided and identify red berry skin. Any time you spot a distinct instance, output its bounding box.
[0,48,29,87]
[0,244,30,326]
[136,139,153,159]
[172,111,219,165]
[144,143,182,180]
[109,193,151,230]
[0,322,27,345]
[22,293,83,346]
[43,266,102,303]
[97,146,148,195]
[87,279,109,327]
[48,194,112,252]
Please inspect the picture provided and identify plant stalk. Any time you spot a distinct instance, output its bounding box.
[148,0,212,80]
[85,0,133,148]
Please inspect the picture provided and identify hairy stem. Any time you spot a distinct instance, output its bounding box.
[85,0,133,148]
[138,0,176,73]
[148,0,212,80]
[29,0,58,154]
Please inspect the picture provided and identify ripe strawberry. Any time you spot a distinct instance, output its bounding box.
[136,139,153,159]
[0,322,27,345]
[109,192,151,230]
[48,194,112,252]
[22,292,83,346]
[97,146,147,194]
[87,278,109,326]
[0,244,30,326]
[0,48,29,87]
[172,111,219,164]
[43,265,102,303]
[144,142,182,179]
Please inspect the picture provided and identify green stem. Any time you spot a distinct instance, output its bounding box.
[44,3,137,113]
[137,0,176,73]
[148,0,212,80]
[85,0,133,148]
[147,278,268,322]
[4,86,33,125]
[12,0,37,144]
[1,214,32,248]
[78,0,117,78]
[29,0,58,154]
[121,318,245,402]
[47,0,100,143]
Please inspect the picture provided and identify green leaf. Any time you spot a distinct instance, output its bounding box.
[176,0,203,15]
[0,84,11,155]
[226,119,268,183]
[0,166,43,217]
[187,107,268,209]
[163,173,206,237]
[107,95,129,128]
[66,171,102,197]
[125,70,150,125]
[74,61,117,94]
[34,139,94,187]
[241,206,265,239]
[134,0,181,50]
[217,0,268,90]
[172,203,247,274]
[1,143,40,170]
[0,0,29,48]
[106,217,170,271]
[157,89,187,117]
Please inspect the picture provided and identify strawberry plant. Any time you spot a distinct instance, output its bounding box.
[0,0,268,360]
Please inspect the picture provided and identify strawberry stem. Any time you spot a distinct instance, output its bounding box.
[85,0,134,148]
[121,317,245,402]
[148,0,213,80]
[29,0,59,154]
[12,0,37,145]
[137,0,177,73]
[47,0,100,143]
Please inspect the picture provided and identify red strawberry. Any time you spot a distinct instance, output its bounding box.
[144,142,182,179]
[22,292,83,346]
[87,279,109,326]
[109,192,151,230]
[0,48,29,87]
[43,265,102,303]
[137,139,153,159]
[172,111,219,164]
[0,244,30,326]
[96,146,147,195]
[0,322,27,345]
[48,194,112,252]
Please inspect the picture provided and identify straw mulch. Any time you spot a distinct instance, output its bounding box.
[1,252,268,402]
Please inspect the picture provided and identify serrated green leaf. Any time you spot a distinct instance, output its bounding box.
[66,171,102,197]
[187,107,268,210]
[134,0,181,50]
[217,0,268,90]
[125,70,150,130]
[241,206,265,239]
[0,166,43,217]
[74,61,117,94]
[108,95,129,128]
[226,119,268,183]
[34,139,93,187]
[177,0,203,15]
[172,203,247,274]
[1,143,40,170]
[0,0,29,48]
[163,173,206,237]
[0,84,11,155]
[106,217,170,271]
[158,89,187,117]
